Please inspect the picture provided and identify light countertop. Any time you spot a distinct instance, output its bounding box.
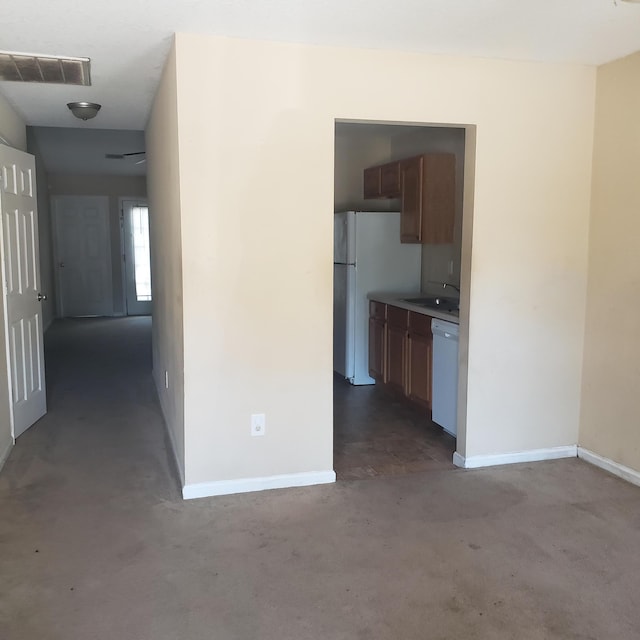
[367,292,460,324]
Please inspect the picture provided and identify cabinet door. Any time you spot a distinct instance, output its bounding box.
[407,331,432,409]
[363,166,381,199]
[386,323,406,394]
[407,311,433,408]
[423,154,455,244]
[380,162,401,198]
[368,317,386,381]
[400,156,424,243]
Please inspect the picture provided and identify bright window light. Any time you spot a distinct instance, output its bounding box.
[131,206,152,302]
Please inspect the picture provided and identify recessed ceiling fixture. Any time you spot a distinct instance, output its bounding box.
[67,102,101,120]
[0,51,91,85]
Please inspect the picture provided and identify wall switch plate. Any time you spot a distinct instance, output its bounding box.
[165,370,169,389]
[251,413,266,436]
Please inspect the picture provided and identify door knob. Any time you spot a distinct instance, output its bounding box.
[37,293,47,302]
[59,262,65,268]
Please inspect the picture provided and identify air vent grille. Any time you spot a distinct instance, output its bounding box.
[0,51,91,85]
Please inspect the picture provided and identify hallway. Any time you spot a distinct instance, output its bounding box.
[9,317,178,502]
[3,320,640,639]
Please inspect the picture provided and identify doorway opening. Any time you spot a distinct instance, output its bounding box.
[332,120,474,481]
[3,126,154,444]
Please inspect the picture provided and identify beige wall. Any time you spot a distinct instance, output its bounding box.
[0,93,25,468]
[145,41,185,480]
[48,174,147,316]
[579,51,640,472]
[390,127,465,291]
[170,34,595,487]
[0,92,26,152]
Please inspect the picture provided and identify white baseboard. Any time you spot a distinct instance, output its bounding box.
[0,438,14,472]
[183,469,337,500]
[453,445,578,469]
[578,447,640,488]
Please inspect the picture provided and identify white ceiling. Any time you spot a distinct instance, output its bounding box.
[2,1,640,132]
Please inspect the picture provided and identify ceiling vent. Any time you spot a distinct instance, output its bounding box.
[0,51,91,85]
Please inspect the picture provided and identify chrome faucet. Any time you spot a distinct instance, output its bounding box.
[442,283,460,293]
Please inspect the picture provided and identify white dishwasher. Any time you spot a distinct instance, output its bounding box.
[431,319,459,437]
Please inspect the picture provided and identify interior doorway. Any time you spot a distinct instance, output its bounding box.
[121,199,152,316]
[332,120,470,480]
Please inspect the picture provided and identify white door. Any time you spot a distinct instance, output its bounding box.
[122,199,152,315]
[52,195,113,317]
[0,146,47,438]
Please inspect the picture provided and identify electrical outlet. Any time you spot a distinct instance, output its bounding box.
[251,413,266,437]
[165,370,169,389]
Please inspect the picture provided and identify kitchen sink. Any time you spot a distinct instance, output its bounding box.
[403,296,459,313]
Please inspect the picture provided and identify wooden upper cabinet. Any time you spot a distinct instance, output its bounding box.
[423,154,455,244]
[401,153,455,244]
[363,162,401,199]
[363,166,381,199]
[380,162,401,198]
[364,153,455,244]
[400,156,424,243]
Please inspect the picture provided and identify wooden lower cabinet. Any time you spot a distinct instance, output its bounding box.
[407,328,432,409]
[386,322,407,394]
[368,316,386,381]
[369,302,434,411]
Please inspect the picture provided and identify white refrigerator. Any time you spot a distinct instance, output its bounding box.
[333,211,422,385]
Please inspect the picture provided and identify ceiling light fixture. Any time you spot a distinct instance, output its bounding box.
[67,101,101,120]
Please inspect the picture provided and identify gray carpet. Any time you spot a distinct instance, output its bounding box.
[1,317,640,639]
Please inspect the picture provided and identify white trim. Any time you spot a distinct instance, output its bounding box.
[0,438,13,472]
[452,445,577,469]
[183,470,337,500]
[578,447,640,488]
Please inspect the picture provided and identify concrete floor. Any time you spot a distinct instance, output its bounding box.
[2,318,640,639]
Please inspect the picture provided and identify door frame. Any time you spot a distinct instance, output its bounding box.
[118,197,151,316]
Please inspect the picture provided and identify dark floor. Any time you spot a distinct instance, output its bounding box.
[333,376,456,480]
[3,319,640,639]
